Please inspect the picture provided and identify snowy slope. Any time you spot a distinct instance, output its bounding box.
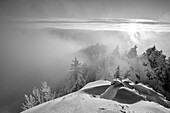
[22,80,170,113]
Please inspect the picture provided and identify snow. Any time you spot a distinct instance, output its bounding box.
[22,80,170,113]
[80,80,111,90]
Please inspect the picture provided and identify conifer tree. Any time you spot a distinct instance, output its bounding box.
[63,57,86,93]
[22,82,56,111]
[70,57,86,91]
[114,65,121,79]
[127,45,138,58]
[40,82,56,102]
[70,57,81,76]
[32,87,42,104]
[22,94,36,110]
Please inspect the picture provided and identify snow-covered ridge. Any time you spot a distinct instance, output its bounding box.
[22,79,170,113]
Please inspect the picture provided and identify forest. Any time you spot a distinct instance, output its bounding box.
[22,44,170,110]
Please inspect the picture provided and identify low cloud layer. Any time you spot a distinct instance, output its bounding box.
[0,19,170,113]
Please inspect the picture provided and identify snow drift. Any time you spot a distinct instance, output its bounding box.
[22,79,170,113]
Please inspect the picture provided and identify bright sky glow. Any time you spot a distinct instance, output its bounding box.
[10,18,170,44]
[124,23,142,44]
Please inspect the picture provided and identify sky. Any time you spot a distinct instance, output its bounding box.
[1,0,170,113]
[0,0,170,21]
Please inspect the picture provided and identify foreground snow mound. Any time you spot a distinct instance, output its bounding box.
[22,80,170,113]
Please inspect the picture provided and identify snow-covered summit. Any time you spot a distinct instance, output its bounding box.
[22,79,170,113]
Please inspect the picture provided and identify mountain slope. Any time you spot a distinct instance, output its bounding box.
[22,80,170,113]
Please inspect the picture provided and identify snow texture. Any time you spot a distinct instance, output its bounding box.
[22,80,170,113]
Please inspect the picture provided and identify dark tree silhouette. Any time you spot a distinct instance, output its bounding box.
[114,65,121,79]
[127,45,138,58]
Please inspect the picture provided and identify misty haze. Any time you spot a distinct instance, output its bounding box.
[0,0,170,113]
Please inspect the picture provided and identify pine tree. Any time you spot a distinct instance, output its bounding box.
[22,94,36,110]
[40,82,56,102]
[70,57,81,76]
[112,45,120,57]
[127,45,138,58]
[70,57,86,91]
[114,65,121,79]
[22,82,56,111]
[63,57,86,93]
[32,87,42,104]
